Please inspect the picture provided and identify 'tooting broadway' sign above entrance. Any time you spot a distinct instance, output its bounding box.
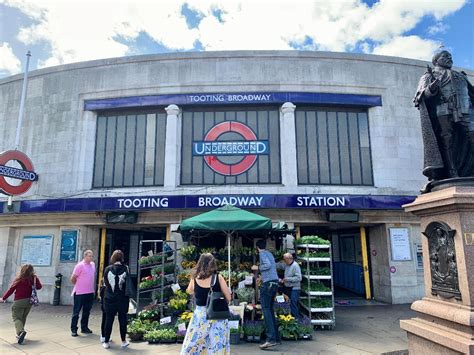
[11,194,417,214]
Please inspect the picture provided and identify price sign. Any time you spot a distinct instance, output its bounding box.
[229,320,239,329]
[178,323,187,332]
[276,295,285,303]
[160,316,172,325]
[172,283,181,293]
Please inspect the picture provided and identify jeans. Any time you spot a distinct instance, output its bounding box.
[290,289,300,318]
[71,293,94,332]
[260,281,280,343]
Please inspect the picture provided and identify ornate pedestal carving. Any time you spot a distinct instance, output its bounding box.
[400,186,474,354]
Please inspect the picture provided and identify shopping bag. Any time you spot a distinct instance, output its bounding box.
[29,277,39,306]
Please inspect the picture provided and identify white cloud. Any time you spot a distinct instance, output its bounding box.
[1,0,469,70]
[0,42,22,76]
[372,35,441,61]
[427,22,449,36]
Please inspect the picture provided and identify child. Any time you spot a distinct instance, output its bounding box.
[0,264,42,345]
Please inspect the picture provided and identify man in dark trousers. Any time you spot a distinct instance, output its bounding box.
[70,250,96,337]
[252,239,281,350]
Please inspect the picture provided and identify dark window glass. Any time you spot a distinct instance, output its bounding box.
[296,107,373,186]
[180,107,281,185]
[93,111,166,188]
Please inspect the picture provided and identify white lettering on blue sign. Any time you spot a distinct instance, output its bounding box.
[296,196,345,207]
[118,197,169,209]
[188,94,272,103]
[198,196,263,207]
[193,141,268,155]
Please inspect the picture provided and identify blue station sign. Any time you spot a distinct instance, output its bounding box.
[1,194,416,214]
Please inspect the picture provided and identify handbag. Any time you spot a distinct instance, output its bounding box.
[206,273,231,320]
[125,266,136,298]
[29,277,39,306]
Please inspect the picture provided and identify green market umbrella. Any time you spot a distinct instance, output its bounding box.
[178,205,272,286]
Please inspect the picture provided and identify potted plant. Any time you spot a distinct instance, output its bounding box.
[235,287,255,304]
[277,314,299,340]
[179,311,193,326]
[180,245,198,261]
[176,329,187,343]
[160,328,177,343]
[229,326,241,344]
[138,306,160,321]
[178,270,191,288]
[297,316,313,340]
[127,319,147,341]
[169,290,189,314]
[243,320,263,342]
[144,329,161,344]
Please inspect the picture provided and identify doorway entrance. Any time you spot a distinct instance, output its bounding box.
[299,226,372,301]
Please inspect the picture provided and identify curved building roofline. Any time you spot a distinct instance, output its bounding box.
[1,50,473,85]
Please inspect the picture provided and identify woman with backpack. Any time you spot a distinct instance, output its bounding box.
[181,253,232,355]
[0,264,42,345]
[101,250,131,349]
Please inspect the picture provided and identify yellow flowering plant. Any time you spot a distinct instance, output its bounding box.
[277,314,299,340]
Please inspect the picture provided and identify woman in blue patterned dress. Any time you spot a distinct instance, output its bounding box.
[180,253,231,355]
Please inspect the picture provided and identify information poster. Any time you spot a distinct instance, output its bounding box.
[60,230,78,262]
[389,228,411,261]
[21,235,53,266]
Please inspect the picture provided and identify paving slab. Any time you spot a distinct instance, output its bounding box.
[0,302,414,354]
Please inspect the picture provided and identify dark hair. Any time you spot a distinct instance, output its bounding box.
[15,264,34,282]
[432,50,450,65]
[256,239,266,250]
[110,250,124,264]
[192,253,217,279]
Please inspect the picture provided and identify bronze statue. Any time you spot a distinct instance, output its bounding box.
[414,50,474,191]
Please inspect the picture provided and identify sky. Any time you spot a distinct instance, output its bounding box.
[0,0,473,79]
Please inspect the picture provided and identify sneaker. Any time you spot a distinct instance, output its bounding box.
[71,331,78,337]
[17,331,27,345]
[100,336,105,343]
[102,342,110,349]
[81,328,93,334]
[259,341,278,349]
[121,341,129,348]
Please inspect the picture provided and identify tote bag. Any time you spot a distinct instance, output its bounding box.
[206,273,231,320]
[29,277,39,306]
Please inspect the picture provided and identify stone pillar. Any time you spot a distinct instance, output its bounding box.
[164,104,182,188]
[400,186,474,354]
[0,227,15,293]
[280,102,298,187]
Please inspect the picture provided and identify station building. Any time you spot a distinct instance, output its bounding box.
[2,51,470,305]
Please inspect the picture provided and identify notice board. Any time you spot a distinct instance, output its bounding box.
[389,227,411,261]
[21,235,53,266]
[60,230,78,262]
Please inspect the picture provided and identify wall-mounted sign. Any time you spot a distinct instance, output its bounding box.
[389,227,411,261]
[0,150,38,196]
[193,121,269,176]
[12,194,417,214]
[60,230,78,262]
[21,235,53,266]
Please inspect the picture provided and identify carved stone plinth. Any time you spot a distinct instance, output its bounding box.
[400,186,474,354]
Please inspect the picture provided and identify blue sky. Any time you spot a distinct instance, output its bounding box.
[0,0,473,78]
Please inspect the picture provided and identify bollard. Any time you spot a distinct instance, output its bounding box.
[53,273,62,305]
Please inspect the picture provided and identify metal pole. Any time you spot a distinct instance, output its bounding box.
[15,51,31,150]
[227,233,231,288]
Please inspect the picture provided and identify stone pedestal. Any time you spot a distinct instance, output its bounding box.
[400,186,474,354]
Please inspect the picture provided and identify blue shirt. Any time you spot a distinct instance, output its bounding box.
[258,250,278,283]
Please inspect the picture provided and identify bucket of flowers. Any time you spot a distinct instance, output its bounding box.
[297,315,314,340]
[278,314,299,340]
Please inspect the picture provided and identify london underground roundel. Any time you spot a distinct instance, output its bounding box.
[192,121,269,176]
[0,150,38,196]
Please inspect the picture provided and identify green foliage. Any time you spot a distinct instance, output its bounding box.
[144,328,176,341]
[235,287,255,303]
[302,282,331,292]
[180,245,198,261]
[301,297,332,308]
[295,235,330,245]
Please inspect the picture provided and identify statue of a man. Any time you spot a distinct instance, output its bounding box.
[414,50,474,184]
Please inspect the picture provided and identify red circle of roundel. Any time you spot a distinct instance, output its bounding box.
[0,150,35,195]
[204,121,258,176]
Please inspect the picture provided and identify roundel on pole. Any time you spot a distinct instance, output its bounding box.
[0,150,38,196]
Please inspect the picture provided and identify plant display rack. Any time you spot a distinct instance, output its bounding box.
[297,239,335,330]
[136,240,177,316]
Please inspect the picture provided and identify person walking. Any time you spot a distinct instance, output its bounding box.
[102,250,130,349]
[252,239,281,350]
[70,250,96,337]
[181,253,231,355]
[280,253,302,318]
[0,264,42,344]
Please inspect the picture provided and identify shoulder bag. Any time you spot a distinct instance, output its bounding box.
[30,277,39,306]
[206,273,231,320]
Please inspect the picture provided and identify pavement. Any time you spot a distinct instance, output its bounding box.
[0,302,414,354]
